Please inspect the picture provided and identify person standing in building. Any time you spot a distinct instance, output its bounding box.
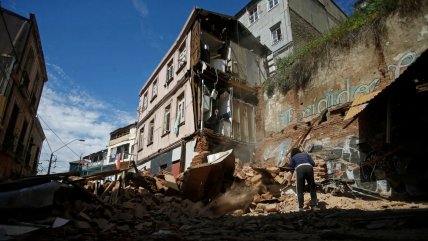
[287,148,319,211]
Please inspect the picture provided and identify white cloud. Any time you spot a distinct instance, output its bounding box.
[131,0,149,18]
[38,63,135,174]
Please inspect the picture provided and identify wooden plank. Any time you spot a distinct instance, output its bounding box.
[190,19,200,67]
[100,180,116,200]
[110,178,121,205]
[64,177,109,208]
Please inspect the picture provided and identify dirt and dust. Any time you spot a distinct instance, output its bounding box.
[2,161,428,241]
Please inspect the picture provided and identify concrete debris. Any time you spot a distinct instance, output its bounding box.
[319,179,354,197]
[1,150,428,240]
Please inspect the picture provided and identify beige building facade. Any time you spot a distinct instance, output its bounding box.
[136,8,268,175]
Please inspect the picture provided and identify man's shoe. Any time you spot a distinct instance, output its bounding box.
[298,208,304,212]
[311,206,320,211]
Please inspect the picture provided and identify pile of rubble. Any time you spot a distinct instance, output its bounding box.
[1,151,428,240]
[235,157,328,186]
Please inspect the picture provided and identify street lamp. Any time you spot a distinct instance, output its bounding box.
[47,139,85,174]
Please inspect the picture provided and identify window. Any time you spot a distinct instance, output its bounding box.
[178,44,187,71]
[268,0,279,10]
[142,92,148,111]
[177,94,185,124]
[151,79,158,100]
[21,50,34,89]
[24,50,35,75]
[166,60,174,83]
[248,6,258,24]
[271,23,282,44]
[20,71,30,91]
[159,164,167,174]
[163,105,171,135]
[173,93,185,136]
[18,120,28,146]
[31,71,40,107]
[109,147,117,162]
[139,126,144,150]
[148,119,154,145]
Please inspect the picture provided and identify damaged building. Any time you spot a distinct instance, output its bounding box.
[259,2,428,199]
[135,8,269,175]
[0,8,47,181]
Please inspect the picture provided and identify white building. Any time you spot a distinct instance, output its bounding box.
[236,0,347,74]
[106,122,137,166]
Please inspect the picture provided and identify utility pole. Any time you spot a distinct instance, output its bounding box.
[47,139,85,174]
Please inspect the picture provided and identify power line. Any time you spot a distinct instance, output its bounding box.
[38,114,81,159]
[39,116,53,153]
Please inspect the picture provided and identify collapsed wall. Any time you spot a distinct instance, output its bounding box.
[258,3,428,197]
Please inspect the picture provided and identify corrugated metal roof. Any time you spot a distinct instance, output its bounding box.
[344,90,381,120]
[344,49,427,121]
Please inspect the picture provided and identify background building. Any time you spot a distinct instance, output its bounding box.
[0,7,47,180]
[107,122,137,165]
[236,0,347,74]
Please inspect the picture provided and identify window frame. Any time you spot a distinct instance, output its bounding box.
[142,92,148,111]
[148,118,155,145]
[177,43,187,72]
[151,78,158,101]
[177,93,185,125]
[267,0,279,11]
[24,49,35,76]
[166,59,174,84]
[138,126,144,150]
[162,104,171,136]
[248,6,259,24]
[271,23,282,44]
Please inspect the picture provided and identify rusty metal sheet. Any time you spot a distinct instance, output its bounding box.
[344,90,381,120]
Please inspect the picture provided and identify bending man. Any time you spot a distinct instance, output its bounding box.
[287,148,319,211]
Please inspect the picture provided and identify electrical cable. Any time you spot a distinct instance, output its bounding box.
[38,114,81,158]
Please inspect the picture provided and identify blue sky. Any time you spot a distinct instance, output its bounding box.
[3,0,355,173]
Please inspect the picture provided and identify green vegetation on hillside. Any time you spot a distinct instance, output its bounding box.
[265,0,423,97]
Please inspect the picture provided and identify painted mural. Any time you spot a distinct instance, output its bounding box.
[388,51,420,80]
[260,133,415,195]
[279,51,419,126]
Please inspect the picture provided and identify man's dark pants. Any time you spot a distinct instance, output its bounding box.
[296,165,317,208]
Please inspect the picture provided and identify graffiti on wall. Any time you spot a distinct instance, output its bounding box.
[279,78,380,125]
[279,51,419,126]
[306,135,392,194]
[388,51,419,80]
[306,136,362,180]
